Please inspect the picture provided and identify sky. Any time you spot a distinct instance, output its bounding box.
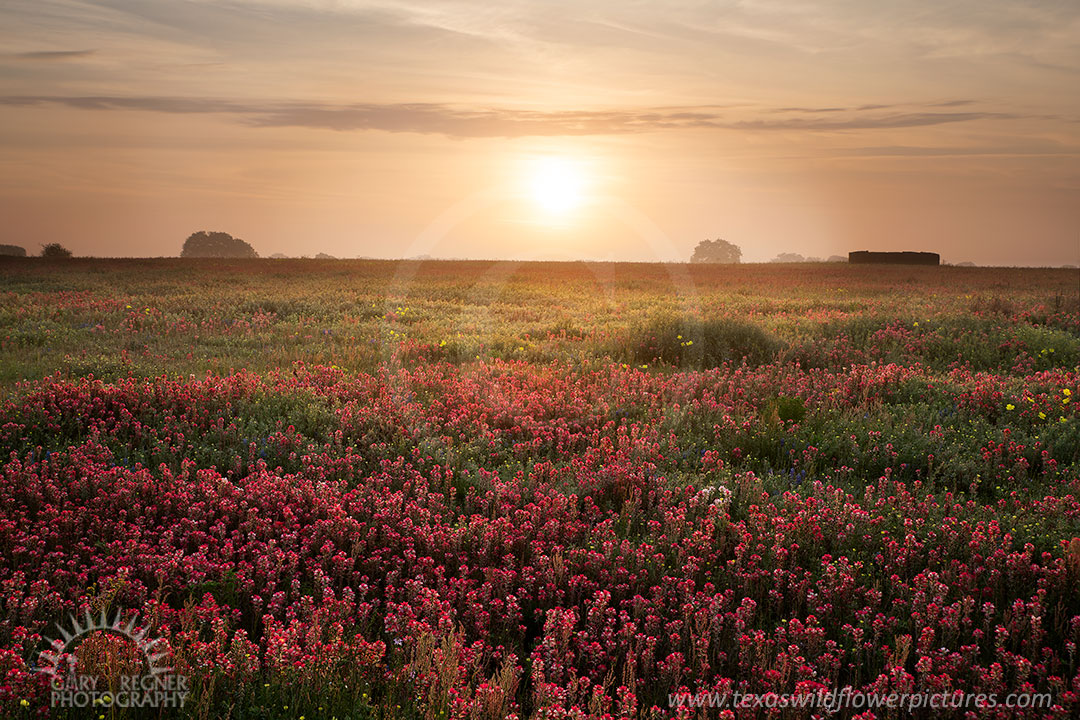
[1,0,1078,265]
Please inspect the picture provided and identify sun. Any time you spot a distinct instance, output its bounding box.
[530,157,585,216]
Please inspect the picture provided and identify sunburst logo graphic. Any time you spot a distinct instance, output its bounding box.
[37,610,188,709]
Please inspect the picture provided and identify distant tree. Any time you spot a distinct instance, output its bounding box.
[805,256,824,263]
[41,243,73,259]
[315,252,337,259]
[770,252,805,263]
[826,255,847,263]
[691,239,741,264]
[0,244,27,257]
[181,231,258,258]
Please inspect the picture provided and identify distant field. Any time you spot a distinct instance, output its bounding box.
[1,259,1078,718]
[2,259,1077,384]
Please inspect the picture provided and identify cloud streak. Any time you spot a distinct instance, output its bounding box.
[0,95,1019,137]
[9,50,96,61]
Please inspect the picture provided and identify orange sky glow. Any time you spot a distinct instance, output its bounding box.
[1,0,1078,264]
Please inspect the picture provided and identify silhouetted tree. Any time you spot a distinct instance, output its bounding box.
[41,243,73,258]
[691,238,741,264]
[181,231,258,258]
[770,252,805,263]
[0,244,26,257]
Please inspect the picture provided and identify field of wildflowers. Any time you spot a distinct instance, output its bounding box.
[0,258,1078,718]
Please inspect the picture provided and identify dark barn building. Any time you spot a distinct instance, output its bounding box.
[849,251,940,266]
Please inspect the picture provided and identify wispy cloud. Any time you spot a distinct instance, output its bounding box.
[9,49,96,61]
[728,111,1016,131]
[835,144,1080,158]
[0,95,1020,137]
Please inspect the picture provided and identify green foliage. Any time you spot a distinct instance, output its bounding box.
[622,311,780,367]
[770,395,807,424]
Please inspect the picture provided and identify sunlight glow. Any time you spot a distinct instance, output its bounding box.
[530,157,586,216]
